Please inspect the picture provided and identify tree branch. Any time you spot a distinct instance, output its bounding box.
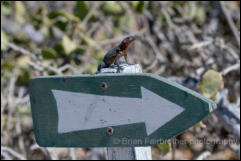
[220,1,240,48]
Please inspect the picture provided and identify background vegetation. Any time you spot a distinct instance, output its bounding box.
[1,1,240,160]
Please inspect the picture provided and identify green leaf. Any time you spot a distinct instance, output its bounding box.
[30,16,43,29]
[16,106,31,115]
[74,1,89,20]
[80,35,98,47]
[1,61,14,70]
[157,141,170,156]
[61,12,79,23]
[16,56,31,68]
[81,35,91,45]
[42,48,57,59]
[48,11,62,19]
[1,1,14,15]
[183,2,206,25]
[194,121,206,128]
[15,1,25,23]
[53,42,64,53]
[88,65,98,74]
[54,19,69,31]
[196,7,206,25]
[199,70,224,99]
[48,11,79,23]
[93,49,105,62]
[132,1,145,13]
[71,47,85,55]
[101,1,123,15]
[1,30,8,50]
[1,115,7,131]
[17,70,30,85]
[62,35,77,55]
[30,7,46,29]
[116,13,132,29]
[189,2,197,20]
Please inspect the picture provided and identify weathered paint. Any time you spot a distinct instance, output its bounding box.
[52,87,184,135]
[29,73,217,147]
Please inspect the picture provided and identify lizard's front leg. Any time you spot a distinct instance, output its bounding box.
[122,50,132,65]
[124,54,130,65]
[114,55,121,73]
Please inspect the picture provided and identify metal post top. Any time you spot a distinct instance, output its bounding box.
[99,64,142,74]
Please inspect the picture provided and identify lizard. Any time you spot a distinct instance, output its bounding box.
[96,35,137,73]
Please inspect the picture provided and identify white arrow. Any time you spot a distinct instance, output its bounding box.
[52,87,184,136]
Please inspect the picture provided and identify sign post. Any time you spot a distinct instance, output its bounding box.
[99,64,152,160]
[29,64,217,160]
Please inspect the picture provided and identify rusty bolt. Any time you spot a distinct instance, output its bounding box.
[107,127,114,135]
[100,82,108,90]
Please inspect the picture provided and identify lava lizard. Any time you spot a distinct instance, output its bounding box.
[96,35,137,73]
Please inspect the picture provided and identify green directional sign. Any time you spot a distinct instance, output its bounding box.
[29,73,217,147]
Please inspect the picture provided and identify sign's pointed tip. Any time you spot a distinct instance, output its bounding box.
[209,101,217,112]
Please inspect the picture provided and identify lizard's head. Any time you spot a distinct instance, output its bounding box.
[119,35,137,50]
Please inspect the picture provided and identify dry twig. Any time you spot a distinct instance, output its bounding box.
[1,146,26,160]
[220,1,240,48]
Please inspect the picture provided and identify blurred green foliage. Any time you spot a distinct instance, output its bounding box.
[1,1,213,86]
[1,2,240,159]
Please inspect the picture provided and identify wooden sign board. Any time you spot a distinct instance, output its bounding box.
[29,73,217,147]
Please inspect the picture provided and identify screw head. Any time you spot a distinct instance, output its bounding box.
[107,127,114,135]
[100,82,108,90]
